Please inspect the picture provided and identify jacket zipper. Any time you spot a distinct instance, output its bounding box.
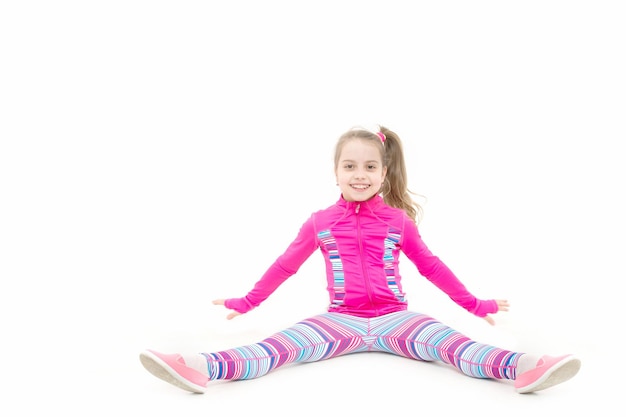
[355,203,375,310]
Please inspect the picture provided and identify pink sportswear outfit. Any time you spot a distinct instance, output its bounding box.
[225,195,498,318]
[140,194,582,392]
[140,194,539,390]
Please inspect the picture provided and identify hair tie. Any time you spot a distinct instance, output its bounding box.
[376,132,386,143]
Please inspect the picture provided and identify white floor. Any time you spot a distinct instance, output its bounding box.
[9,312,615,416]
[6,274,618,416]
[2,1,624,415]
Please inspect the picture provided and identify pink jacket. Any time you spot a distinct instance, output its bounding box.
[225,195,497,318]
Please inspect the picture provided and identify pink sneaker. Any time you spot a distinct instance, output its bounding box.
[514,354,581,394]
[139,349,209,393]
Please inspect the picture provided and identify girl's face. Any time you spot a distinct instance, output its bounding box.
[335,139,387,202]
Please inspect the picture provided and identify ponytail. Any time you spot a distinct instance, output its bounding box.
[379,126,423,223]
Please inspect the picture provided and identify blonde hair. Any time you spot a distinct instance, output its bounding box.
[334,125,423,223]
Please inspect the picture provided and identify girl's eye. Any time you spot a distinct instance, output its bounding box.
[344,164,353,169]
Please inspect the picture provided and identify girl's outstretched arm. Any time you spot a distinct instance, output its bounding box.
[213,216,319,317]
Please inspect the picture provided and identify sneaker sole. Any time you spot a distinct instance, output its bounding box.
[139,351,207,394]
[516,356,581,394]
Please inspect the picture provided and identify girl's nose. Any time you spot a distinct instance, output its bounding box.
[354,168,367,178]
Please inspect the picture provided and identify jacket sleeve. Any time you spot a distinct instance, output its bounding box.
[224,215,319,314]
[400,218,497,317]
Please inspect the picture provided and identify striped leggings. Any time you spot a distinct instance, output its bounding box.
[202,311,522,381]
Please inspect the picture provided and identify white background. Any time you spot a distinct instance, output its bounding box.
[1,1,624,415]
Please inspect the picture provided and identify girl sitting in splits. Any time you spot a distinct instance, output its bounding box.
[140,125,581,394]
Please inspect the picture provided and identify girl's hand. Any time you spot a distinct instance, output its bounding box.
[482,299,510,326]
[212,299,242,320]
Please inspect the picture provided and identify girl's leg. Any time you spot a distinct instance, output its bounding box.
[204,312,370,380]
[368,311,521,380]
[140,313,371,392]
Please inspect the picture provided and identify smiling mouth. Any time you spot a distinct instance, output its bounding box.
[351,184,370,190]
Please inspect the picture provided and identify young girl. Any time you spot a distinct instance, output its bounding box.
[140,125,581,394]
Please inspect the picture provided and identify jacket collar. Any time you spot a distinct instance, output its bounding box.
[337,194,384,212]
